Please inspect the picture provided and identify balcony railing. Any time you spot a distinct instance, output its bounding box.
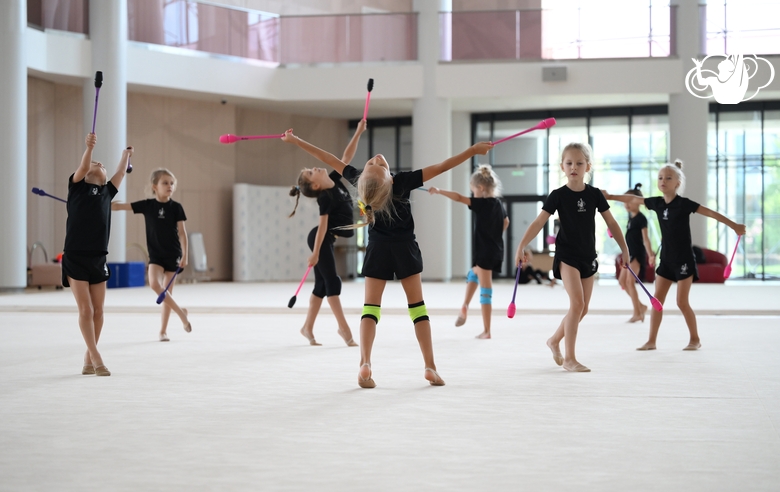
[442,5,677,62]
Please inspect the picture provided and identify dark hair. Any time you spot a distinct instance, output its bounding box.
[288,170,322,218]
[625,183,643,197]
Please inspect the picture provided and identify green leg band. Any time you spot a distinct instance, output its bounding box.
[362,304,381,324]
[408,301,429,324]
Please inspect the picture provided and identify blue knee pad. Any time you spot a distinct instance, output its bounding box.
[480,287,492,305]
[466,269,479,284]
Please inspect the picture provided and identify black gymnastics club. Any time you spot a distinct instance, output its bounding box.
[91,71,103,134]
[31,187,66,203]
[126,147,133,174]
[362,78,374,120]
[156,267,184,304]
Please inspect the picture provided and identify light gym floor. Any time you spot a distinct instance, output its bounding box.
[1,280,778,491]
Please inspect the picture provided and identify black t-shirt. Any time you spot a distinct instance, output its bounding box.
[342,165,423,242]
[131,199,187,259]
[64,174,118,255]
[644,195,700,263]
[626,212,648,259]
[317,171,354,238]
[542,184,610,261]
[469,197,507,264]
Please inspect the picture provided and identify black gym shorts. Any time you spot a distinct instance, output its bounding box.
[552,255,599,280]
[362,239,423,281]
[149,257,182,273]
[655,259,699,282]
[62,253,111,288]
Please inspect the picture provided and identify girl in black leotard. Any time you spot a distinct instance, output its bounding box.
[619,184,655,323]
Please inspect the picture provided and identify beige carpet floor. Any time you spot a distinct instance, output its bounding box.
[1,280,778,491]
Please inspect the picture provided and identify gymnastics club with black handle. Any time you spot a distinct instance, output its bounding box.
[31,187,66,203]
[91,71,102,134]
[156,267,184,304]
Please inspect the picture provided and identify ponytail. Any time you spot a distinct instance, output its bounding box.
[288,169,323,218]
[288,186,301,217]
[625,183,643,197]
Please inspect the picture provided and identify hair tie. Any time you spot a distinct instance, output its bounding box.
[358,200,367,216]
[295,186,300,191]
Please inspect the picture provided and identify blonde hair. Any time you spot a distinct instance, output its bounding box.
[659,159,686,194]
[350,172,394,229]
[149,168,176,197]
[560,142,593,182]
[288,170,321,218]
[470,164,502,197]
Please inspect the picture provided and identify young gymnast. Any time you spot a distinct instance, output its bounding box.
[63,133,131,376]
[603,160,746,350]
[428,164,509,339]
[112,169,191,341]
[515,142,629,372]
[288,120,367,347]
[282,128,493,387]
[619,183,655,323]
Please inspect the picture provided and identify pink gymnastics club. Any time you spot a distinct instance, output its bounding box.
[507,263,522,318]
[219,133,284,144]
[288,265,312,308]
[723,235,742,279]
[625,265,663,311]
[363,78,374,120]
[492,118,556,145]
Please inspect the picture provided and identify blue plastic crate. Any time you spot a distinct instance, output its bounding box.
[106,262,146,288]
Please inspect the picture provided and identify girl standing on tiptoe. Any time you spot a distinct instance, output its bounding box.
[112,169,191,341]
[287,120,367,347]
[282,128,493,387]
[619,183,655,323]
[515,142,629,372]
[428,164,508,339]
[603,160,746,351]
[63,133,132,376]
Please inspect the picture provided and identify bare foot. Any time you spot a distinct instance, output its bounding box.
[636,342,656,351]
[683,341,701,351]
[628,304,648,323]
[337,328,358,347]
[562,360,591,372]
[300,327,321,346]
[358,363,375,388]
[455,305,467,326]
[475,332,491,339]
[424,367,445,386]
[182,308,192,333]
[546,338,563,366]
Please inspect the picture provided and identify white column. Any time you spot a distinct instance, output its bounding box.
[0,0,28,290]
[412,0,453,281]
[669,0,708,247]
[85,0,128,262]
[451,111,472,278]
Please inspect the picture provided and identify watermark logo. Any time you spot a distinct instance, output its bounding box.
[685,54,775,104]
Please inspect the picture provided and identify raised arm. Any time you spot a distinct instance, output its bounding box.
[514,210,551,266]
[602,190,645,207]
[111,202,133,211]
[427,187,470,206]
[421,142,493,182]
[602,209,629,267]
[74,133,97,182]
[282,129,347,174]
[696,205,747,235]
[178,221,188,269]
[110,146,133,189]
[341,119,367,165]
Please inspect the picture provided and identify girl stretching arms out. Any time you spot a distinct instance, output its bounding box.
[283,129,492,387]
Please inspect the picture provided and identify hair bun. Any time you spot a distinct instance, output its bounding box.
[289,185,300,197]
[480,164,491,176]
[674,159,683,169]
[634,183,642,190]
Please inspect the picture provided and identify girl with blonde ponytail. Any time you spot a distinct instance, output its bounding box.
[283,128,493,388]
[428,164,508,339]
